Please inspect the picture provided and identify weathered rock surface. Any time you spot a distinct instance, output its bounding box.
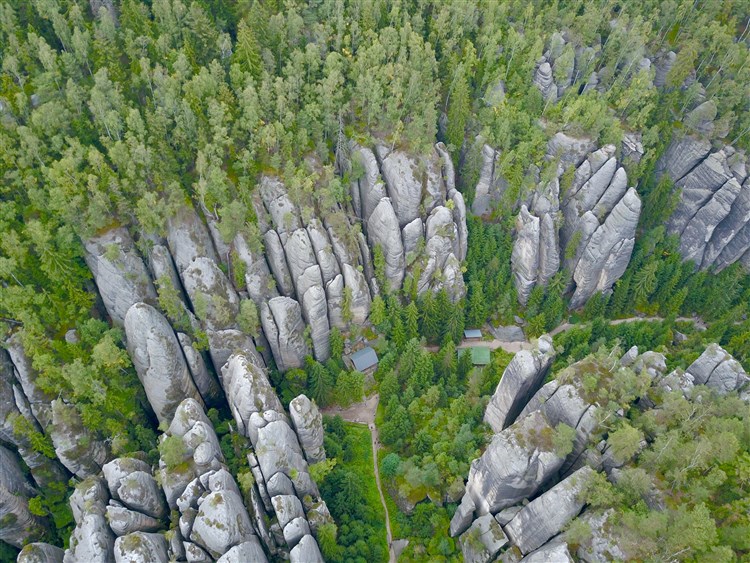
[125,303,203,424]
[504,466,594,554]
[263,230,295,297]
[116,471,167,520]
[686,343,750,394]
[65,477,115,563]
[459,411,565,521]
[49,399,109,478]
[484,336,555,432]
[376,146,424,227]
[17,543,65,563]
[261,297,310,372]
[520,540,575,563]
[289,534,324,563]
[0,446,46,548]
[232,233,278,303]
[106,505,163,536]
[221,353,284,438]
[113,531,168,563]
[289,394,325,464]
[191,490,255,558]
[215,539,268,563]
[84,227,158,325]
[366,198,405,291]
[471,144,503,216]
[301,285,331,361]
[459,514,509,563]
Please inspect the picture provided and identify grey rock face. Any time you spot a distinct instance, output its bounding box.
[504,466,594,554]
[125,303,203,424]
[472,144,502,216]
[271,495,304,529]
[166,205,219,273]
[216,539,268,563]
[206,328,263,377]
[366,198,405,291]
[191,490,255,558]
[402,218,424,264]
[257,423,314,497]
[342,264,371,324]
[351,144,387,222]
[65,477,115,563]
[657,135,712,183]
[84,227,158,326]
[533,61,556,101]
[289,394,325,464]
[148,244,186,304]
[113,532,168,563]
[17,543,65,563]
[449,494,476,538]
[6,333,54,429]
[0,446,46,548]
[462,411,565,518]
[654,51,676,87]
[263,230,295,297]
[572,509,626,562]
[301,285,331,362]
[283,228,319,295]
[375,146,424,227]
[260,297,310,372]
[325,274,345,329]
[177,333,223,406]
[181,257,240,330]
[289,535,324,563]
[687,343,750,394]
[703,181,750,270]
[459,514,509,563]
[49,400,109,478]
[106,505,163,536]
[283,516,310,548]
[547,133,595,170]
[520,540,575,563]
[571,188,640,308]
[232,233,278,302]
[306,218,341,285]
[116,471,167,520]
[511,207,541,305]
[484,336,555,432]
[222,353,285,438]
[260,176,301,234]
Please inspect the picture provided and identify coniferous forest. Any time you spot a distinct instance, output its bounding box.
[2,1,750,562]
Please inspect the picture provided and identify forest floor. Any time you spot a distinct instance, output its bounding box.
[323,394,397,562]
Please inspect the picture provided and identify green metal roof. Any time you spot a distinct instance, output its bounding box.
[471,347,491,365]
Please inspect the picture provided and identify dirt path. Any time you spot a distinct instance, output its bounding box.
[322,394,396,562]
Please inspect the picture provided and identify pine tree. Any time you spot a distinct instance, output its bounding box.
[405,302,419,341]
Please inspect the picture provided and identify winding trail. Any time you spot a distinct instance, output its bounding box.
[323,394,397,562]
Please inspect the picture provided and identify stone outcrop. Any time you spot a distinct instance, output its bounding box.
[504,466,594,554]
[0,446,47,548]
[64,477,115,563]
[366,197,405,290]
[83,227,158,325]
[17,543,65,563]
[260,297,310,372]
[124,302,203,424]
[455,410,565,528]
[459,514,509,563]
[289,394,326,464]
[686,343,750,394]
[49,399,109,478]
[471,143,504,216]
[484,336,555,432]
[657,136,750,271]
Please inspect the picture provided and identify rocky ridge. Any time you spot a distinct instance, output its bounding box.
[450,339,750,561]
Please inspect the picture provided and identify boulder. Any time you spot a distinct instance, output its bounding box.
[289,535,324,563]
[66,513,115,563]
[113,532,169,563]
[106,505,163,536]
[83,227,158,326]
[289,394,326,464]
[124,303,203,424]
[283,516,311,548]
[504,466,594,554]
[191,490,255,558]
[232,233,278,302]
[0,447,46,548]
[520,540,575,562]
[259,176,301,234]
[306,218,340,284]
[257,423,312,496]
[261,297,310,372]
[511,206,540,305]
[181,257,240,330]
[216,538,268,563]
[301,285,331,362]
[325,274,345,329]
[472,144,502,216]
[283,228,319,295]
[49,399,109,479]
[459,514,509,563]
[449,494,476,537]
[221,353,284,438]
[571,188,640,308]
[263,230,295,297]
[366,198,405,290]
[206,329,263,377]
[484,335,555,432]
[17,543,65,563]
[375,146,423,227]
[533,61,556,101]
[687,343,750,394]
[116,471,167,520]
[547,133,595,170]
[342,263,371,324]
[177,333,223,406]
[462,411,565,518]
[5,334,54,429]
[402,218,424,264]
[266,472,296,497]
[271,495,305,530]
[166,205,219,273]
[351,144,387,222]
